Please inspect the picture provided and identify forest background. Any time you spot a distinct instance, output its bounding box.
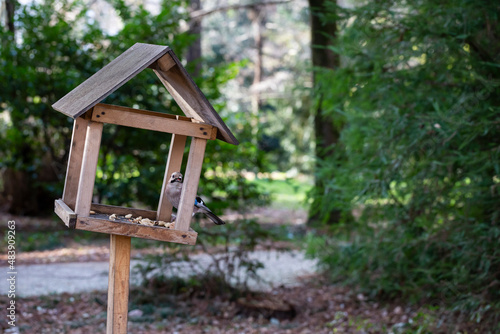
[0,0,499,331]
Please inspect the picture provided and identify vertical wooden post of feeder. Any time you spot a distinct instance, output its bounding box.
[157,131,187,222]
[74,120,102,217]
[52,43,240,334]
[107,234,131,334]
[176,137,207,231]
[62,117,90,212]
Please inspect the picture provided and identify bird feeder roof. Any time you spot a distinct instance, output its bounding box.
[52,43,238,145]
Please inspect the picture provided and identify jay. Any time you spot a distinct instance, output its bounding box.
[166,172,226,225]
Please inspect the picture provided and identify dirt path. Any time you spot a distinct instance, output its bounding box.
[0,250,317,297]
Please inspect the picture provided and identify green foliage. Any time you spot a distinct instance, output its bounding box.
[308,0,500,327]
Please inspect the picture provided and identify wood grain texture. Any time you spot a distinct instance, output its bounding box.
[91,203,157,220]
[76,216,198,245]
[175,137,207,231]
[62,117,90,210]
[94,103,192,121]
[52,43,170,118]
[74,121,103,217]
[91,104,215,139]
[157,133,187,222]
[107,235,131,334]
[157,53,176,72]
[54,199,77,229]
[154,50,239,145]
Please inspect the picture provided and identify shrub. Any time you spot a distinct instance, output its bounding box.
[308,0,500,328]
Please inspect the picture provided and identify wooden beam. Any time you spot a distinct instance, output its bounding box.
[75,216,197,245]
[157,134,187,222]
[147,53,176,72]
[94,103,192,121]
[157,53,176,72]
[54,199,77,229]
[91,104,214,139]
[154,65,204,122]
[74,121,103,217]
[91,203,157,220]
[107,235,131,334]
[153,50,239,145]
[62,117,90,210]
[175,137,207,231]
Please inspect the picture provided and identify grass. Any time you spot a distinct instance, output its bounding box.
[251,176,312,210]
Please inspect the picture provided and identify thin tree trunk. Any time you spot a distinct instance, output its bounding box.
[187,0,202,77]
[249,5,265,140]
[5,0,15,32]
[308,0,342,225]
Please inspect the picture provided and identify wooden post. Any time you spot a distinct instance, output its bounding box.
[74,121,103,217]
[62,117,90,210]
[157,133,187,222]
[107,235,131,334]
[175,137,207,231]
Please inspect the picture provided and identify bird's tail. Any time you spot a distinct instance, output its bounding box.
[204,211,226,225]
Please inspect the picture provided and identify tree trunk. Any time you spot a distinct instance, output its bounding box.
[248,5,265,140]
[249,5,264,115]
[308,0,342,225]
[5,0,15,32]
[187,0,202,77]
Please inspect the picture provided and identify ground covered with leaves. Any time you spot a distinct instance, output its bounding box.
[1,275,482,334]
[0,213,489,333]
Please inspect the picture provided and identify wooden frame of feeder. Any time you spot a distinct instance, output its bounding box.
[51,43,238,334]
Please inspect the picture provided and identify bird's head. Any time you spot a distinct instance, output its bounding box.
[170,172,183,183]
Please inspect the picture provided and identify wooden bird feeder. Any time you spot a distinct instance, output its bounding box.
[52,43,238,333]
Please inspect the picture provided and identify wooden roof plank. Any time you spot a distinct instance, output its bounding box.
[153,51,239,145]
[52,43,170,118]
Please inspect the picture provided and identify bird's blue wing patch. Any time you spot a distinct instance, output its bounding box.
[195,196,203,206]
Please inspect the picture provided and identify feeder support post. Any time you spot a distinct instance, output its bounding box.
[107,235,131,334]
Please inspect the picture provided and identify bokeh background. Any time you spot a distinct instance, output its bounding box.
[0,0,499,332]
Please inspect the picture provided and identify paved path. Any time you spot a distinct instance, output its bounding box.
[0,250,317,297]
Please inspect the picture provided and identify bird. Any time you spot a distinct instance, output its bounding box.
[166,171,226,225]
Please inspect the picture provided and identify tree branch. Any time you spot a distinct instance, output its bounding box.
[189,0,293,21]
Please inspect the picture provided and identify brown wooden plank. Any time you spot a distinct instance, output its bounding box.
[52,43,170,119]
[175,137,207,231]
[62,117,90,210]
[75,216,197,245]
[210,126,218,140]
[153,50,239,145]
[91,104,214,139]
[74,121,103,217]
[157,134,187,222]
[90,203,157,220]
[157,53,176,72]
[107,234,131,334]
[94,103,192,121]
[54,199,77,229]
